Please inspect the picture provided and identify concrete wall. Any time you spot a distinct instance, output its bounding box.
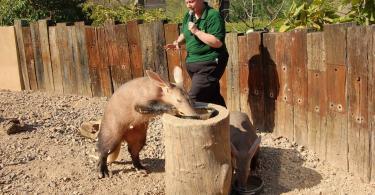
[0,26,22,91]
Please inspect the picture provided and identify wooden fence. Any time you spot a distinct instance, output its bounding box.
[12,19,374,183]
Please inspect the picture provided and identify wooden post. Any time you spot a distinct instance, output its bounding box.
[162,103,232,194]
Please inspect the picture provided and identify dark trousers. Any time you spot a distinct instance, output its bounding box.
[186,53,229,107]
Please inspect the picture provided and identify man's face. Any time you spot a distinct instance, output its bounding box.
[185,0,202,10]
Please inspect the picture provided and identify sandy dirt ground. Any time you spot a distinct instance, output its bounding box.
[1,90,374,194]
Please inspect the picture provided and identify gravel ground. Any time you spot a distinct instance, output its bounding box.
[0,90,374,194]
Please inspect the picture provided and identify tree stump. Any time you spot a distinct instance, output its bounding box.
[162,103,232,194]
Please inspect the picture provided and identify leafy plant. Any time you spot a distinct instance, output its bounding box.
[0,0,85,25]
[337,0,374,25]
[279,0,339,32]
[82,1,167,25]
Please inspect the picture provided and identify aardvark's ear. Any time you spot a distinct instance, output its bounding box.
[173,66,184,88]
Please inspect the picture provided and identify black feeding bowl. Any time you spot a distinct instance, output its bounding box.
[232,175,264,195]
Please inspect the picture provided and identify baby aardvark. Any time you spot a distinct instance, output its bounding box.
[97,67,197,178]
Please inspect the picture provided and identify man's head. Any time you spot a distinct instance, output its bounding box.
[185,0,205,13]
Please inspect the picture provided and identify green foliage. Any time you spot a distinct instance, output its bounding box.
[279,0,339,32]
[166,0,187,23]
[0,0,44,25]
[0,0,85,26]
[338,0,374,25]
[82,1,167,25]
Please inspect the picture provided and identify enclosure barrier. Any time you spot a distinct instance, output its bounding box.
[8,19,375,183]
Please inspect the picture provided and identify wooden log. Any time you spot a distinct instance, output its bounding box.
[225,33,239,111]
[74,22,92,96]
[30,22,45,90]
[85,26,101,97]
[38,20,54,92]
[262,33,279,133]
[110,24,132,91]
[177,24,192,90]
[14,19,29,90]
[242,32,264,131]
[307,32,327,160]
[164,23,181,82]
[275,32,294,140]
[291,29,308,146]
[324,23,352,171]
[48,26,63,94]
[126,20,143,78]
[162,103,232,194]
[97,27,113,97]
[23,27,38,90]
[347,25,371,182]
[369,25,375,183]
[139,21,168,80]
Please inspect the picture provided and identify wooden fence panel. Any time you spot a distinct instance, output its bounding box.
[126,20,143,78]
[74,22,92,96]
[347,25,371,182]
[275,32,294,140]
[262,33,279,132]
[324,23,351,171]
[239,32,264,130]
[97,27,113,97]
[85,26,101,97]
[307,32,327,160]
[30,22,45,90]
[48,27,63,94]
[226,33,240,111]
[139,21,168,80]
[291,29,308,146]
[14,20,29,90]
[38,20,54,92]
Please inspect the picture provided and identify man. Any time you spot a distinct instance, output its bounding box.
[165,0,229,107]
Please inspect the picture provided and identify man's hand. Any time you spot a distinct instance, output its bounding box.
[188,22,199,34]
[164,40,180,50]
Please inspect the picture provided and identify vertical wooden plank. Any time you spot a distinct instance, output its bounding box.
[110,24,133,91]
[324,23,351,171]
[164,23,181,82]
[38,20,54,92]
[239,32,264,130]
[276,32,294,140]
[225,33,240,111]
[262,33,279,133]
[14,20,29,90]
[153,21,169,80]
[48,26,63,94]
[97,27,113,97]
[291,29,308,146]
[139,21,169,80]
[238,35,250,113]
[126,20,143,78]
[307,32,327,160]
[30,21,44,90]
[370,25,375,183]
[85,26,101,97]
[75,22,92,96]
[178,24,192,90]
[63,25,78,94]
[347,25,371,182]
[23,27,38,90]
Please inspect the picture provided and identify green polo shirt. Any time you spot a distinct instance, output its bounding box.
[182,4,227,63]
